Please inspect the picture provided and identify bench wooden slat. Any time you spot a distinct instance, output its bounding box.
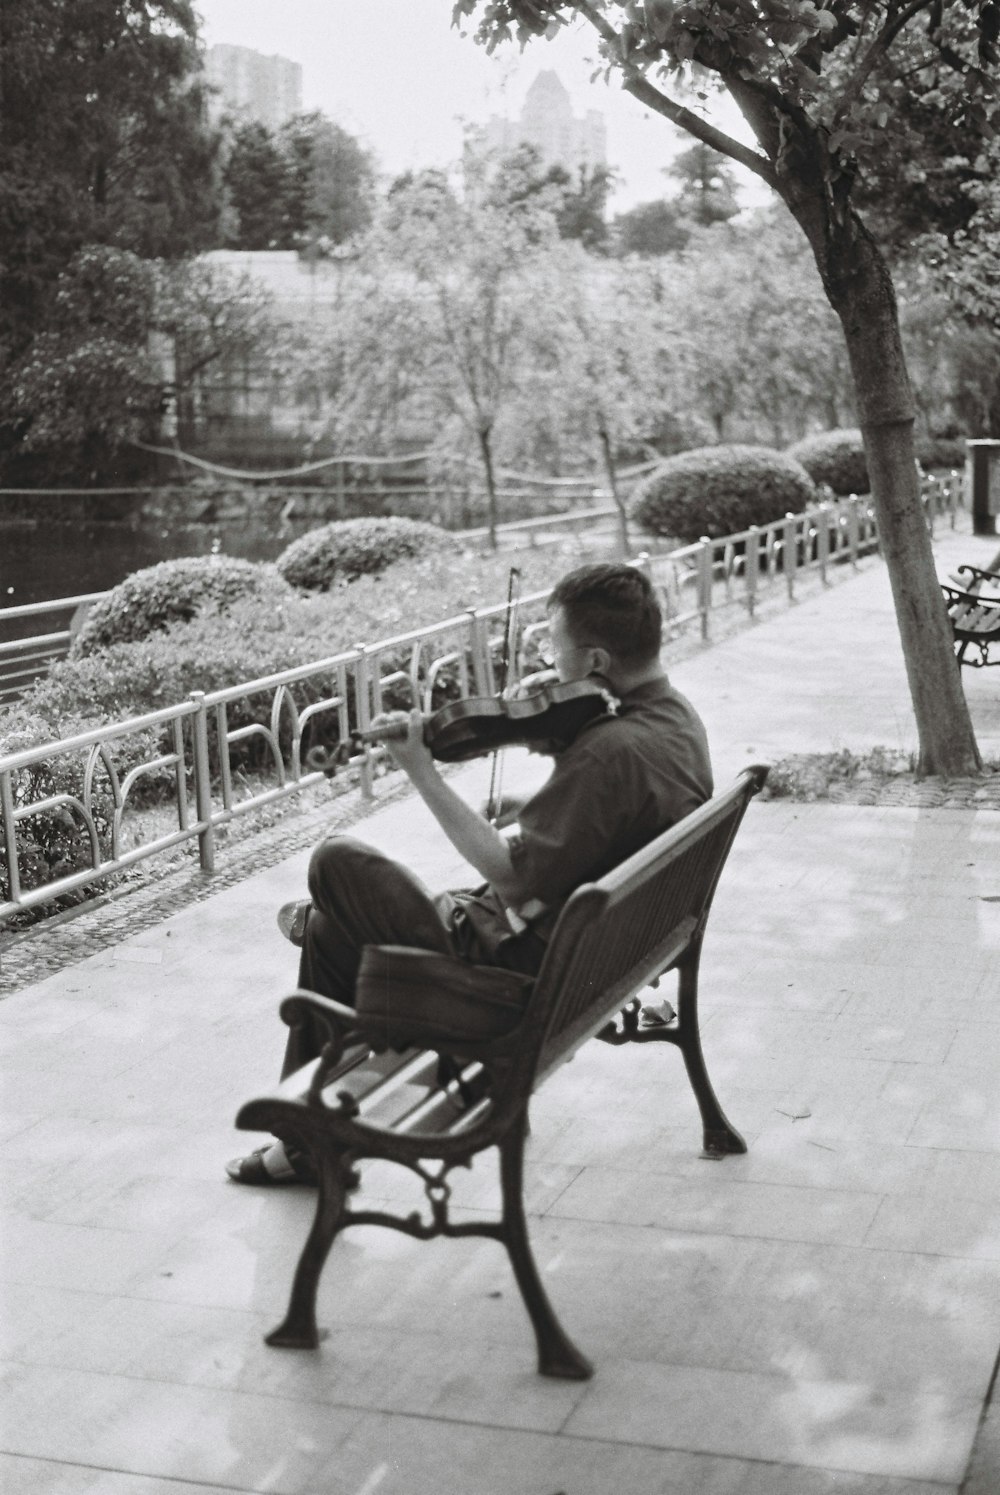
[265,1043,494,1139]
[941,581,1000,666]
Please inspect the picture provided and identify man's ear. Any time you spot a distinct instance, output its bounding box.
[588,647,613,679]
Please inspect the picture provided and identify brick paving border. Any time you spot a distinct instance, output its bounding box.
[0,769,416,994]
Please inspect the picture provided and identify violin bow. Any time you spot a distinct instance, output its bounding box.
[486,565,521,825]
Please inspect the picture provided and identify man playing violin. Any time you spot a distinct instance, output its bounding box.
[227,561,712,1185]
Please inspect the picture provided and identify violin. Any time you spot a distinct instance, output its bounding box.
[306,675,620,774]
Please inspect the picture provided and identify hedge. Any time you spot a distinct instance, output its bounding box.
[276,516,454,591]
[786,429,869,496]
[915,435,967,473]
[72,555,294,657]
[632,445,817,542]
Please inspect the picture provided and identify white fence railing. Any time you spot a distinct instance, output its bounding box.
[0,478,963,927]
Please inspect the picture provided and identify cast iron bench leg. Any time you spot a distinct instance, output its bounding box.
[675,947,747,1158]
[265,1149,346,1349]
[499,1112,594,1380]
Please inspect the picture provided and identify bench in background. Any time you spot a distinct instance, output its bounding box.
[941,570,1000,668]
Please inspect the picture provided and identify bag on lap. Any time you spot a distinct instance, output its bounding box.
[354,944,534,1051]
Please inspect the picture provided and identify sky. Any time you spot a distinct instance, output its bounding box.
[194,0,766,213]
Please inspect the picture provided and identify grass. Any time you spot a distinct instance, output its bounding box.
[762,747,1000,801]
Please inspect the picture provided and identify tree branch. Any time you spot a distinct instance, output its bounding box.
[831,0,935,126]
[574,0,778,187]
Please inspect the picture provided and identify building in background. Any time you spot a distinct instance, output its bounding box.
[206,44,302,131]
[474,71,606,176]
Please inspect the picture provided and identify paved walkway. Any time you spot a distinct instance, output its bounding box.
[2,519,999,1495]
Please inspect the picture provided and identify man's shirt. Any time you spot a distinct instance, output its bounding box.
[454,676,713,963]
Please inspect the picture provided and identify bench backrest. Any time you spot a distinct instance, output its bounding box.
[528,764,768,1085]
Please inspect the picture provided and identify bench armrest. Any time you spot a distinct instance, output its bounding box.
[278,989,366,1042]
[956,563,1000,593]
[941,583,1000,609]
[279,986,360,1034]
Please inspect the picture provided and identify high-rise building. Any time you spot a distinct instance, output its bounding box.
[475,71,607,177]
[207,44,302,132]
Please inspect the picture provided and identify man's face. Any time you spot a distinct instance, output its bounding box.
[548,607,601,683]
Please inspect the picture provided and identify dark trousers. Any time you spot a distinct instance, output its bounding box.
[282,836,545,1077]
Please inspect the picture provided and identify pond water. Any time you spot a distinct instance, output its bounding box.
[0,521,281,610]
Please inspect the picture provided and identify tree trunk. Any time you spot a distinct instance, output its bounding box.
[806,218,980,775]
[747,107,983,777]
[597,424,630,556]
[478,424,499,550]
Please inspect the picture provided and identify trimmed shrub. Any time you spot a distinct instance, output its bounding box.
[915,435,967,473]
[72,555,294,657]
[786,429,869,496]
[276,516,454,591]
[632,445,817,543]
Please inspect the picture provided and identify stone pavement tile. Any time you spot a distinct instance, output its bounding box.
[0,990,109,1034]
[1,1286,259,1387]
[706,1081,922,1146]
[733,949,994,1006]
[0,1363,365,1494]
[532,1109,1000,1207]
[903,1081,1000,1153]
[104,1192,321,1314]
[2,1214,188,1295]
[963,1395,1000,1495]
[333,1409,961,1495]
[0,1111,43,1145]
[712,1006,959,1066]
[701,1129,1000,1203]
[561,1356,979,1483]
[0,1456,260,1495]
[1,1290,587,1434]
[528,1112,739,1175]
[40,1169,277,1235]
[231,1324,588,1432]
[544,1164,883,1247]
[844,996,1000,1037]
[382,1216,1000,1397]
[703,965,858,1017]
[944,1024,1000,1069]
[865,1195,1000,1259]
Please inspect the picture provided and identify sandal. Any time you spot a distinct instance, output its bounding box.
[225,1144,318,1187]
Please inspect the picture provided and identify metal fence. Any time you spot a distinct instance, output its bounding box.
[0,593,108,706]
[0,478,964,928]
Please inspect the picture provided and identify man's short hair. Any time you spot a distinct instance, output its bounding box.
[548,563,662,667]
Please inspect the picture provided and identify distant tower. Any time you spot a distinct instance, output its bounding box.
[207,44,302,132]
[476,71,607,177]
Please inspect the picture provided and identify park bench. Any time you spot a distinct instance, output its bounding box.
[941,567,1000,668]
[234,763,769,1380]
